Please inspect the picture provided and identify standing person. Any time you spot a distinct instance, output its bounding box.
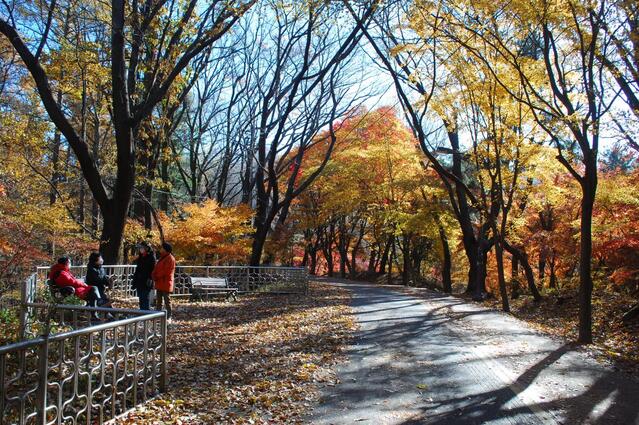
[85,252,113,303]
[132,242,156,310]
[152,242,176,321]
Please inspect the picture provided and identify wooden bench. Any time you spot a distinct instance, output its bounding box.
[190,277,238,302]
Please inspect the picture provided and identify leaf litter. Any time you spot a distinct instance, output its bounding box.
[117,283,355,424]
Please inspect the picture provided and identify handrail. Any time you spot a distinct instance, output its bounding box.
[0,307,164,354]
[1,303,167,424]
[30,264,309,299]
[25,302,158,316]
[35,264,306,270]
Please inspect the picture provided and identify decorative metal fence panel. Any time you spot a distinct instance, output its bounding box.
[33,265,308,301]
[172,266,309,295]
[35,266,137,301]
[0,304,166,425]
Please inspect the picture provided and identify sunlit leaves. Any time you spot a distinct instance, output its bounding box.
[163,199,253,264]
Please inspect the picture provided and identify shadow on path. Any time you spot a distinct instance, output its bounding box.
[309,281,639,425]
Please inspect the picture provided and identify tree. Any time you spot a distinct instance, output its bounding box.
[433,0,613,342]
[595,0,639,151]
[0,0,256,261]
[0,95,94,293]
[288,107,456,288]
[234,1,377,265]
[344,0,496,297]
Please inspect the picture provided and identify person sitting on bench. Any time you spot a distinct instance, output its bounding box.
[49,257,111,316]
[85,252,114,303]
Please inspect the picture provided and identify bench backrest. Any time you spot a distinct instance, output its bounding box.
[191,277,228,288]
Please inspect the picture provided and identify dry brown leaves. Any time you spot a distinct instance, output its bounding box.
[117,283,355,424]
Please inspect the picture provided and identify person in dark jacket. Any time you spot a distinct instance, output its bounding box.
[132,241,156,310]
[85,252,113,302]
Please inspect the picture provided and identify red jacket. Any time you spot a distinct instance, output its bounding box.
[152,253,176,292]
[49,263,92,300]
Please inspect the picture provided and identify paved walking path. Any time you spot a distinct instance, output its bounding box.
[308,280,639,425]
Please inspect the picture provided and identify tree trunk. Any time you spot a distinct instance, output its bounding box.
[99,199,129,263]
[388,238,396,285]
[368,248,377,274]
[466,249,478,294]
[91,110,101,233]
[447,129,483,294]
[101,1,136,263]
[250,223,269,266]
[503,240,542,302]
[350,221,366,278]
[578,159,597,344]
[402,233,411,286]
[549,253,557,288]
[91,199,99,233]
[511,255,519,279]
[439,223,452,293]
[50,130,62,205]
[144,182,153,230]
[339,249,347,278]
[538,247,547,281]
[241,147,254,205]
[158,160,169,211]
[411,239,424,281]
[472,236,489,299]
[310,249,318,275]
[495,237,510,312]
[324,246,334,277]
[78,183,85,225]
[49,54,65,206]
[379,236,393,274]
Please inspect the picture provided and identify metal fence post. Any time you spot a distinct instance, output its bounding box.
[36,339,49,425]
[159,313,167,393]
[18,274,35,341]
[246,267,250,292]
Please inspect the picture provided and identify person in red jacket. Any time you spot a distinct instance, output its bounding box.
[152,242,176,321]
[49,257,110,312]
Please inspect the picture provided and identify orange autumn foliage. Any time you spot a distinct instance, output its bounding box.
[163,200,253,264]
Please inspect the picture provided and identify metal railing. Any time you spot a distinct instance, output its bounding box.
[1,304,166,425]
[3,263,306,424]
[32,265,308,302]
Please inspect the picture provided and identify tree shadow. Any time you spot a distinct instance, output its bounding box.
[311,283,639,425]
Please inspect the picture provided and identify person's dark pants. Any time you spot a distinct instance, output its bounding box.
[96,284,108,300]
[85,286,106,320]
[156,290,172,319]
[85,286,103,307]
[137,286,152,311]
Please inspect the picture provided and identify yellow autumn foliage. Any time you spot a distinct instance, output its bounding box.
[163,200,253,264]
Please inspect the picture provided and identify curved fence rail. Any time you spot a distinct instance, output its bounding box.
[31,265,307,303]
[1,304,166,425]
